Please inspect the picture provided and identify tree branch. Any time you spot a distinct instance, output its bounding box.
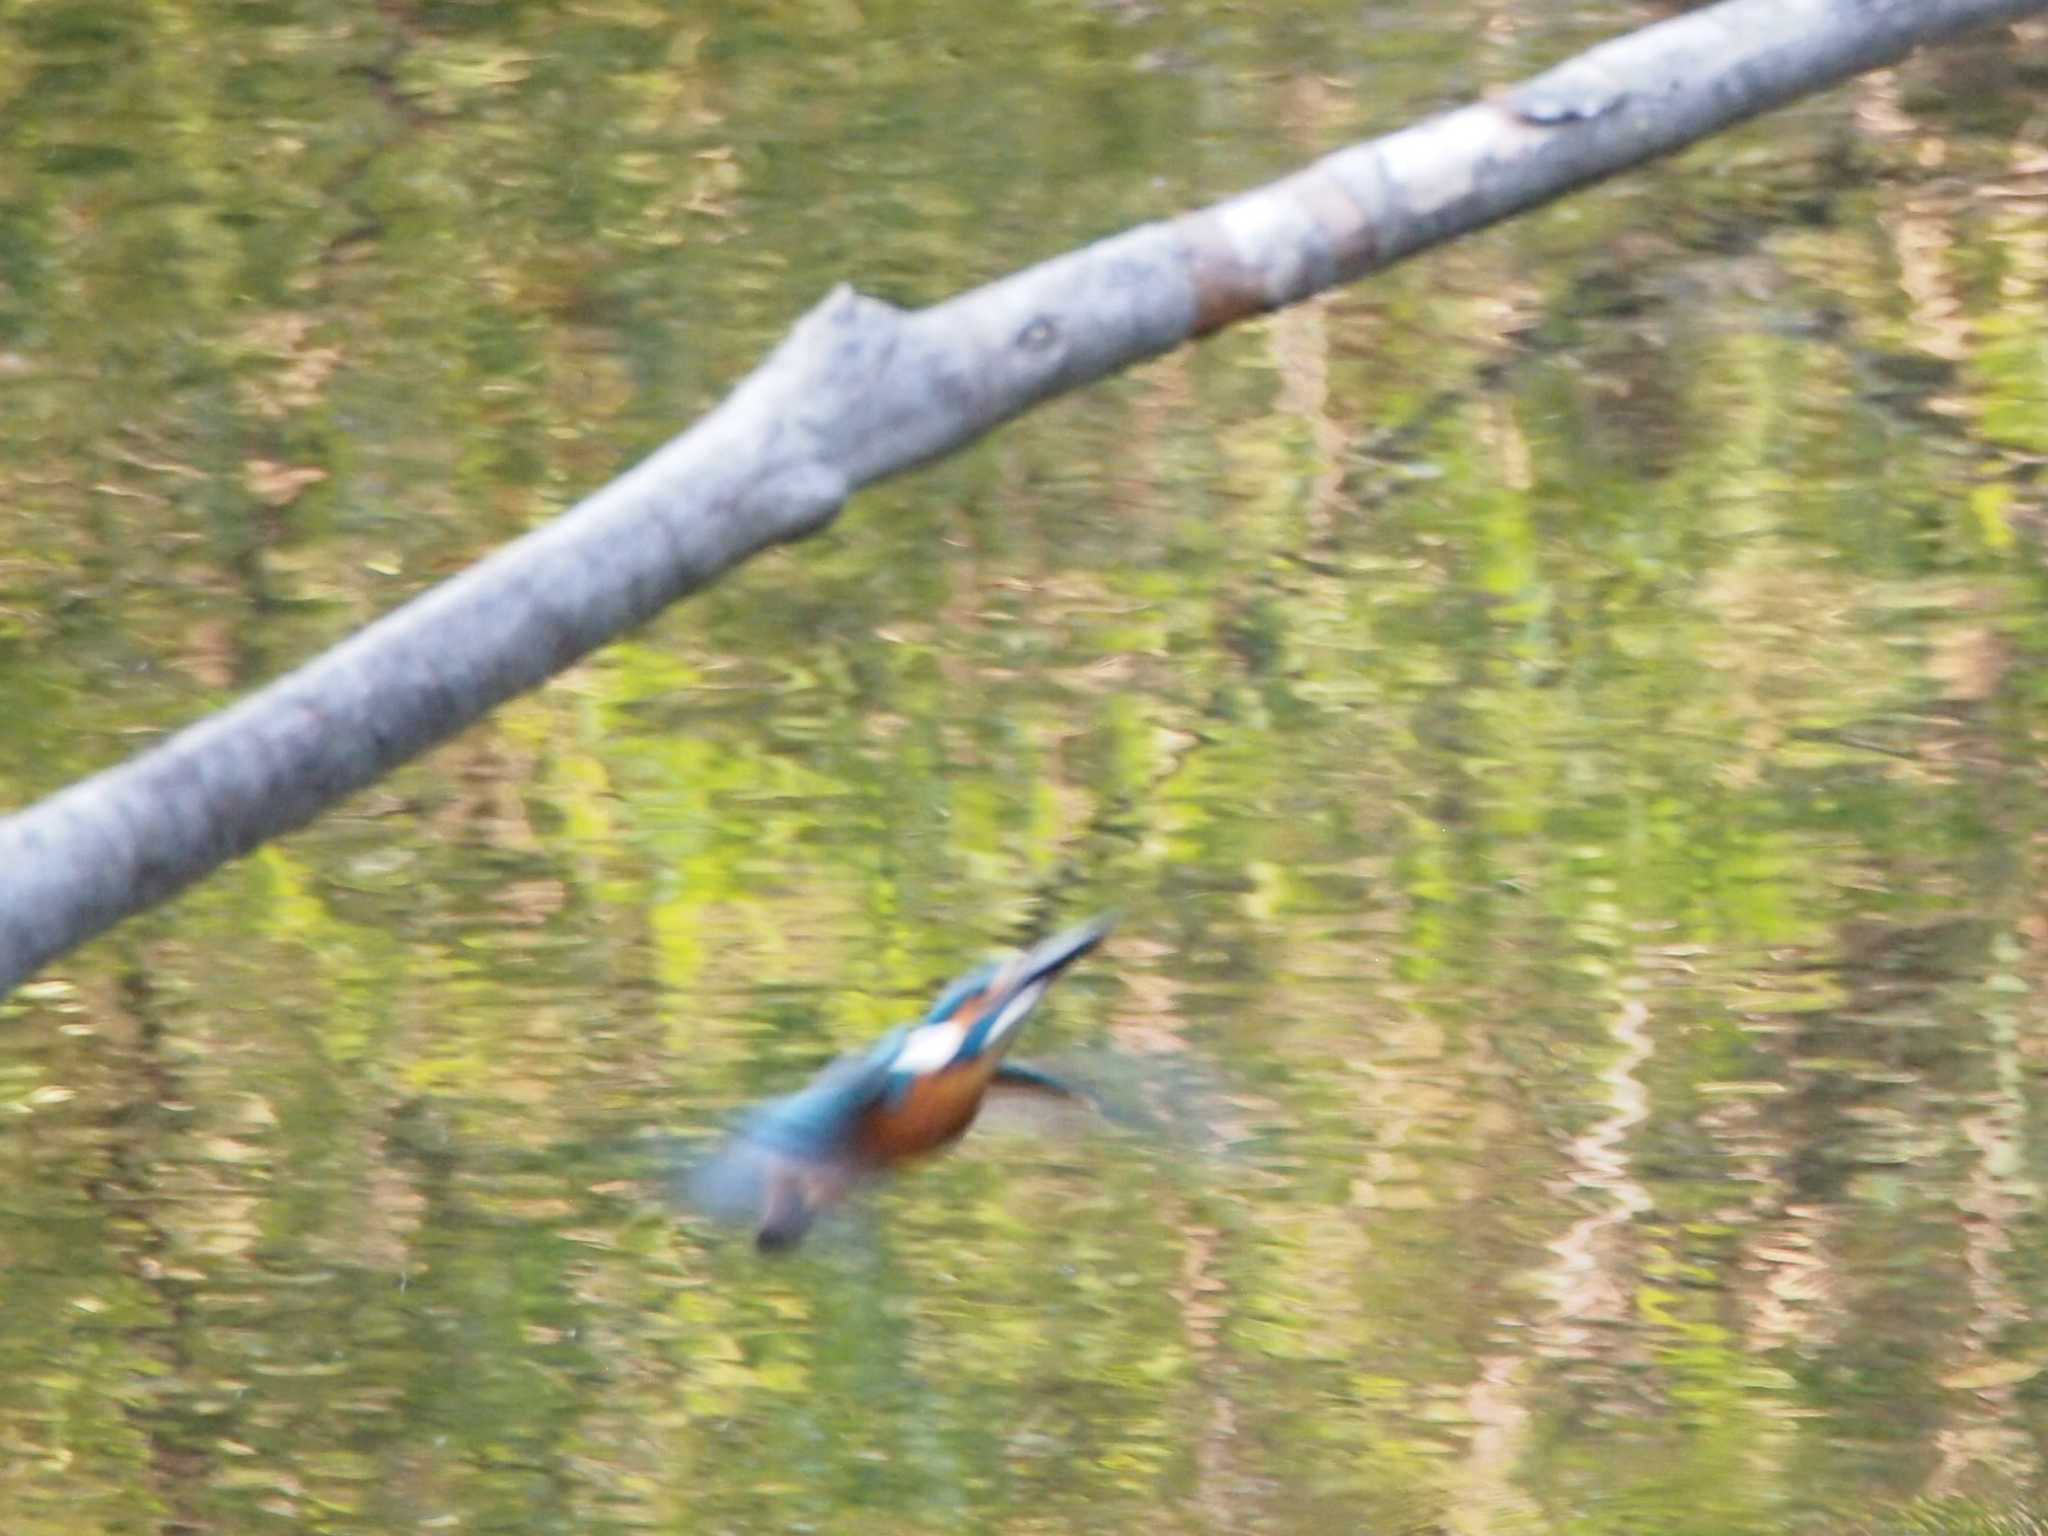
[0,0,2036,994]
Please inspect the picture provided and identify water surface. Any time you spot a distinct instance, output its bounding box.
[3,3,2048,1532]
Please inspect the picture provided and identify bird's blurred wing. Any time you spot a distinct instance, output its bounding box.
[683,1032,904,1228]
[990,1060,1091,1101]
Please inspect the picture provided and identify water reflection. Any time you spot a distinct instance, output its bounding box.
[6,1,2048,1532]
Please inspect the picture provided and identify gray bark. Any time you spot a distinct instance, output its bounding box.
[0,0,2037,993]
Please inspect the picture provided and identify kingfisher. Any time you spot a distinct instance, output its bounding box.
[690,915,1112,1251]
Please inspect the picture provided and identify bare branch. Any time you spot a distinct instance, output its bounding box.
[0,0,2036,993]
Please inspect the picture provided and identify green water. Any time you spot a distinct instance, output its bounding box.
[3,2,2048,1531]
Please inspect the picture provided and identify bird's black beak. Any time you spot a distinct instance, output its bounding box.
[1006,914,1114,992]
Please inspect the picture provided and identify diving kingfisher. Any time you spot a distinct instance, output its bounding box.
[691,915,1112,1251]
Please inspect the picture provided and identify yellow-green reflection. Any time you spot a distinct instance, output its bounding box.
[4,3,2048,1534]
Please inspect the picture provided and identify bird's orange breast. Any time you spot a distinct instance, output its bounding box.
[856,1057,998,1165]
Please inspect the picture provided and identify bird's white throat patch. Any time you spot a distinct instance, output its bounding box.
[891,1018,968,1073]
[892,976,1051,1074]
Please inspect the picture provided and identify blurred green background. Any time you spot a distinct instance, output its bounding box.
[4,2,2048,1532]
